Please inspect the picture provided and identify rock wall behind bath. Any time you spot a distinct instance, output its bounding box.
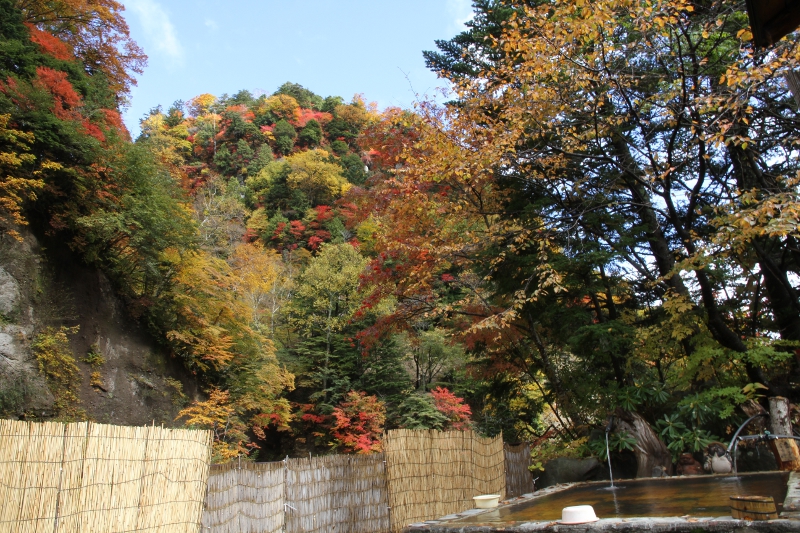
[0,228,195,426]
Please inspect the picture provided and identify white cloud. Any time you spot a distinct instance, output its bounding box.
[127,0,183,63]
[204,18,218,32]
[446,0,474,34]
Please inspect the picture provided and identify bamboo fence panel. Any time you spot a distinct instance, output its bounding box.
[135,425,211,532]
[201,461,285,533]
[201,464,241,533]
[56,422,91,533]
[504,443,535,497]
[0,420,212,533]
[0,420,65,533]
[472,432,506,498]
[239,462,284,533]
[0,419,25,533]
[285,454,390,533]
[383,429,505,532]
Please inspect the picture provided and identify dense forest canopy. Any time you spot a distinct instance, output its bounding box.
[1,0,799,464]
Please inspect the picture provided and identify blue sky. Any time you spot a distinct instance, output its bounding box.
[121,0,473,135]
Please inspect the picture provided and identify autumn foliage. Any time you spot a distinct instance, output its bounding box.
[331,391,386,454]
[430,387,471,431]
[11,0,800,466]
[16,0,147,96]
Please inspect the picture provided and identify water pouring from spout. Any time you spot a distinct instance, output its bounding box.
[605,415,615,489]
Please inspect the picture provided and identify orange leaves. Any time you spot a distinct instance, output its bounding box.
[178,388,252,462]
[19,0,147,96]
[294,108,333,128]
[34,66,81,120]
[99,108,128,138]
[179,388,235,430]
[187,93,217,117]
[25,23,72,60]
[359,107,421,172]
[31,66,120,142]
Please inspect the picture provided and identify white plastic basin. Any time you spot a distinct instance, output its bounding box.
[473,494,501,509]
[560,505,599,524]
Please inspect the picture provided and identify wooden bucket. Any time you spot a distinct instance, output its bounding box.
[730,496,778,520]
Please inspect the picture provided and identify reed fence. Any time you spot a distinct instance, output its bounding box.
[201,461,284,533]
[202,454,390,533]
[503,443,535,498]
[0,419,212,533]
[383,429,505,531]
[285,454,390,533]
[1,421,506,533]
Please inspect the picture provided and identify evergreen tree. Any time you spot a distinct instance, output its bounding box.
[273,119,296,155]
[298,119,322,147]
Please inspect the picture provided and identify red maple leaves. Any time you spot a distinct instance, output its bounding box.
[431,387,472,431]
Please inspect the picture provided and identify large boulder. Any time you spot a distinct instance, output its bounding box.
[538,457,601,488]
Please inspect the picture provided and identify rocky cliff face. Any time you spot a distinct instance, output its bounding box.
[0,229,195,426]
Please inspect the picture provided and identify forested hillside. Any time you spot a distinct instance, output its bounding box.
[2,0,800,466]
[0,0,472,462]
[133,85,476,459]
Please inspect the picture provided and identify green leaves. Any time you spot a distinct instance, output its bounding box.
[665,428,717,458]
[612,382,669,411]
[655,413,687,440]
[655,408,721,460]
[585,430,638,461]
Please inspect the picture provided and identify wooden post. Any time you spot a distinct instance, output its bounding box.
[768,397,800,471]
[770,397,792,434]
[785,71,800,108]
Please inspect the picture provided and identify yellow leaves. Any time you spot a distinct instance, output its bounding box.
[177,388,249,462]
[0,152,31,167]
[32,326,85,420]
[736,29,753,41]
[167,250,247,371]
[229,242,288,333]
[662,293,694,316]
[261,94,299,122]
[742,382,768,396]
[170,246,294,461]
[292,242,368,334]
[187,93,217,117]
[0,114,46,239]
[179,388,235,429]
[711,187,800,249]
[37,160,63,172]
[285,149,351,205]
